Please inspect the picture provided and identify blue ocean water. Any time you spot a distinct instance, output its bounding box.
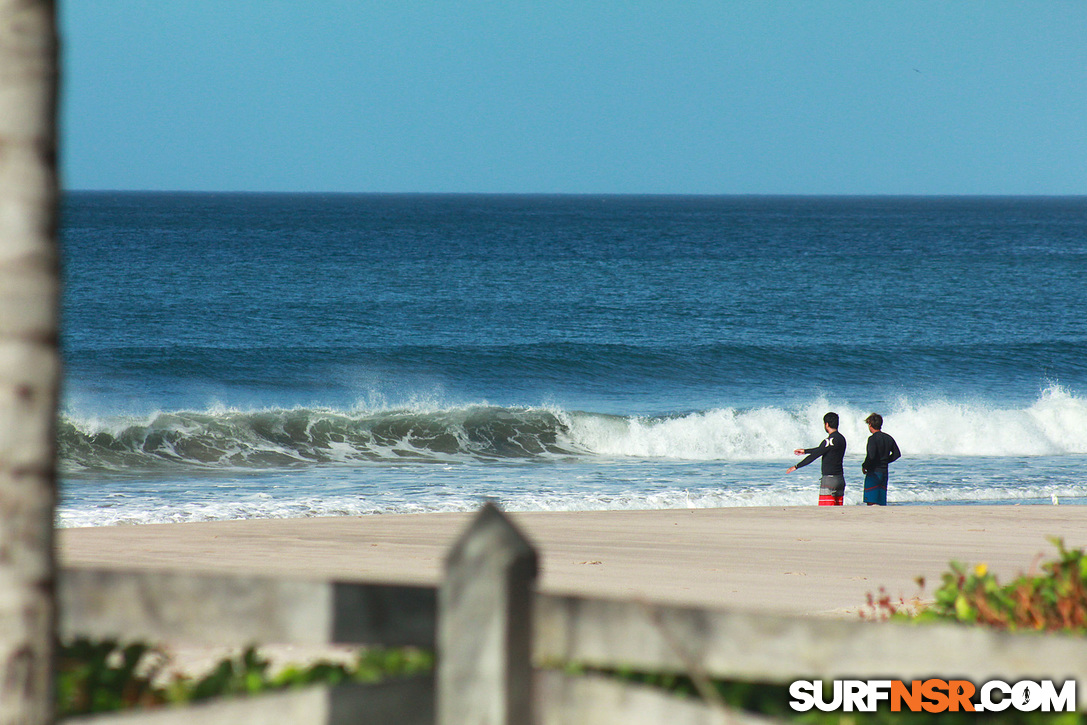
[59,193,1087,525]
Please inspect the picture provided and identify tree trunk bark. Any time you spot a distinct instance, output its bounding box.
[0,1,60,723]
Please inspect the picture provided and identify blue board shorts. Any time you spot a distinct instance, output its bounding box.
[863,470,888,506]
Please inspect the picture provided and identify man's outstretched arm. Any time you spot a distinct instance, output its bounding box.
[788,441,826,472]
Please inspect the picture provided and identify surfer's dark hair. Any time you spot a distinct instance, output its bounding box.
[823,412,839,429]
[865,413,883,430]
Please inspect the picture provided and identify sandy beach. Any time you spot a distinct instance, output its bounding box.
[59,505,1087,617]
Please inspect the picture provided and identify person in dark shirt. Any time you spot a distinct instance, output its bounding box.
[861,413,901,506]
[787,412,847,505]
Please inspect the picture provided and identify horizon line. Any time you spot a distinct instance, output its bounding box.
[62,189,1087,199]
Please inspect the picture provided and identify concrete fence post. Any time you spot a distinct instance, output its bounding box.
[438,503,538,725]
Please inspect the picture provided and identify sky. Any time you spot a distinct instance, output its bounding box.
[61,1,1087,195]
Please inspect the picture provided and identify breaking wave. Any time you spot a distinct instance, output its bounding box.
[59,386,1087,474]
[59,406,584,471]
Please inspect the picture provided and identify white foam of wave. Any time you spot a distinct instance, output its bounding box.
[56,477,1087,528]
[564,406,813,460]
[892,386,1087,456]
[54,485,819,527]
[562,386,1087,461]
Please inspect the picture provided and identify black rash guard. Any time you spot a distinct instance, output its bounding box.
[794,430,846,476]
[862,431,902,473]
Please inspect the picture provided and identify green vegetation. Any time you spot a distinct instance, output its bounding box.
[57,639,433,718]
[900,537,1087,633]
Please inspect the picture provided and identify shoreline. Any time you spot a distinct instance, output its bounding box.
[57,505,1087,617]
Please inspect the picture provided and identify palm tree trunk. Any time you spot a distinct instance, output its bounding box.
[0,1,60,723]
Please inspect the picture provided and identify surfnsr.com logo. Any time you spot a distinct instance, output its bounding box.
[789,679,1076,713]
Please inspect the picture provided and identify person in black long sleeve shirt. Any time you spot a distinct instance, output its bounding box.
[861,412,901,506]
[787,412,847,505]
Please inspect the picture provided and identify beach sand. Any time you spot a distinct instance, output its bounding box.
[59,505,1087,617]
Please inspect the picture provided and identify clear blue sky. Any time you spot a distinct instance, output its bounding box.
[61,1,1087,194]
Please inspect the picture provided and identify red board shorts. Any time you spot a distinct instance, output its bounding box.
[819,475,846,506]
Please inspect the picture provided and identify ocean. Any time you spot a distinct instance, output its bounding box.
[59,193,1087,526]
